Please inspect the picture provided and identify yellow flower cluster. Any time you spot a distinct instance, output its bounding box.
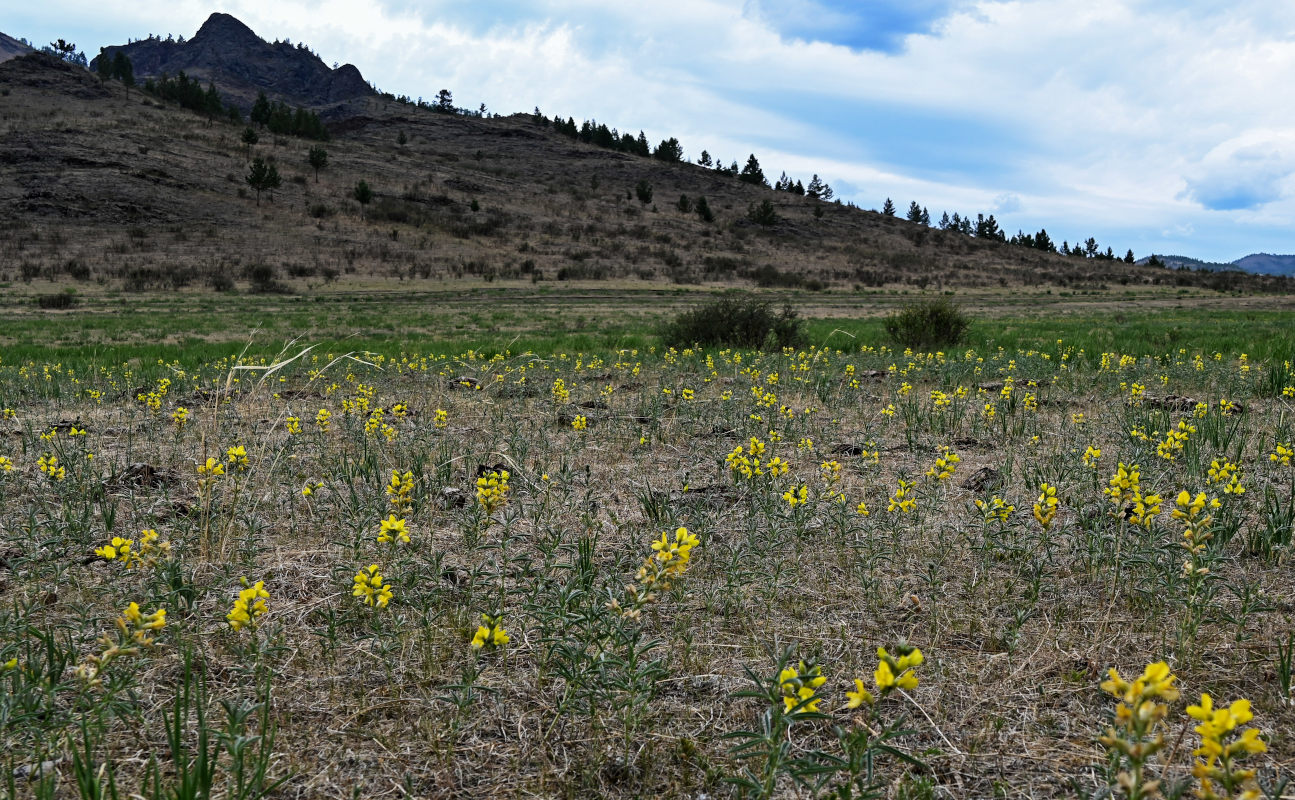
[1186,694,1266,800]
[1033,483,1059,530]
[1099,661,1179,798]
[0,455,12,472]
[1083,445,1101,468]
[378,514,410,545]
[1105,463,1162,528]
[608,527,700,619]
[476,469,511,515]
[887,478,916,514]
[285,416,301,434]
[782,484,809,508]
[975,496,1014,524]
[433,408,448,429]
[551,377,570,404]
[171,406,188,429]
[1173,491,1220,578]
[471,613,510,652]
[386,468,414,515]
[1156,420,1195,461]
[315,408,331,431]
[1271,443,1293,468]
[37,454,65,481]
[1207,460,1245,496]
[849,643,924,709]
[226,445,249,470]
[572,414,587,431]
[352,564,393,609]
[227,578,269,631]
[95,528,170,569]
[725,437,768,480]
[924,449,960,481]
[779,660,826,714]
[75,602,167,688]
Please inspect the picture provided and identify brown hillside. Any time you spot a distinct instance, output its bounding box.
[0,52,1288,295]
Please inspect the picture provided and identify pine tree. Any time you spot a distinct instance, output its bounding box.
[698,150,712,168]
[792,180,804,196]
[676,194,692,213]
[882,198,896,216]
[939,211,951,230]
[738,154,767,187]
[353,180,373,218]
[1124,249,1135,264]
[436,89,453,112]
[906,201,923,223]
[1035,229,1055,253]
[240,126,259,158]
[307,146,328,182]
[635,180,653,205]
[747,199,777,226]
[250,92,270,127]
[653,138,684,162]
[920,207,930,226]
[245,157,280,206]
[695,195,714,223]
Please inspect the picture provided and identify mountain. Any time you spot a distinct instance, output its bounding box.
[2,38,1293,297]
[1142,253,1295,277]
[1231,253,1295,276]
[0,32,35,63]
[90,13,373,115]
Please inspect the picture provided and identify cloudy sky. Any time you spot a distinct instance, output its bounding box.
[9,1,1295,261]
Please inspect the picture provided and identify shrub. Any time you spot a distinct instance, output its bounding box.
[884,296,970,349]
[36,290,78,309]
[747,199,777,227]
[661,294,805,350]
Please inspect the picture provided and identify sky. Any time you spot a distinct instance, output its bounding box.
[8,0,1295,262]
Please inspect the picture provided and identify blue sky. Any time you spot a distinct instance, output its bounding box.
[9,0,1295,262]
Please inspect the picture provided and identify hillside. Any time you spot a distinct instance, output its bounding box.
[0,32,34,63]
[1,50,1292,296]
[90,13,373,114]
[1232,253,1295,276]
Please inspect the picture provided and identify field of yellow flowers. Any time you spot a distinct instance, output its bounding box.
[0,343,1292,798]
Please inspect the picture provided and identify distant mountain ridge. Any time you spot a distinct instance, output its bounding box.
[0,31,35,63]
[90,13,373,114]
[1143,253,1295,277]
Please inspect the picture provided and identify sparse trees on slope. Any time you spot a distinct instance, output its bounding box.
[653,138,684,163]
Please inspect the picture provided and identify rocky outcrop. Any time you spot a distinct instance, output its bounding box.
[90,13,374,112]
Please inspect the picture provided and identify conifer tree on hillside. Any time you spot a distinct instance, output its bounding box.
[739,154,768,187]
[906,201,923,223]
[245,157,281,206]
[882,198,896,216]
[307,146,328,182]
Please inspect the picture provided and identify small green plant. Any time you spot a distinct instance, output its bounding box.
[660,294,804,349]
[884,296,970,348]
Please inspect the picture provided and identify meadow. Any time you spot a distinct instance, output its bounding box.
[1,289,1294,798]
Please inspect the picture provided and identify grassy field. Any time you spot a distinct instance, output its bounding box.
[1,287,1294,798]
[4,281,1295,365]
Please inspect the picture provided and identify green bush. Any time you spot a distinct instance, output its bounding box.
[36,290,78,309]
[884,296,970,349]
[661,294,804,350]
